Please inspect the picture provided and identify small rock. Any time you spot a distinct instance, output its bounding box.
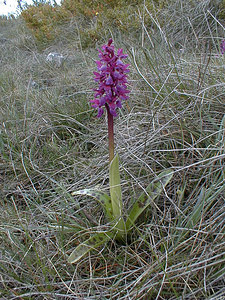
[31,80,38,88]
[46,52,64,67]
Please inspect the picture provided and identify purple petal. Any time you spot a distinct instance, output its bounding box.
[117,48,123,56]
[109,108,117,117]
[116,100,122,108]
[97,108,104,118]
[108,38,113,46]
[105,76,114,85]
[99,97,106,106]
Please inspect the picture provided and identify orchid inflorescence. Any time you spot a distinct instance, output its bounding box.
[90,38,130,118]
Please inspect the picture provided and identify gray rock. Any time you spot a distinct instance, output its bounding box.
[46,52,65,67]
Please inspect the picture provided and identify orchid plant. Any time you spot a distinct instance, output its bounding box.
[68,39,173,264]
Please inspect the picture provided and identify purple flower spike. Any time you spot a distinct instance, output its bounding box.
[91,38,130,117]
[220,40,225,55]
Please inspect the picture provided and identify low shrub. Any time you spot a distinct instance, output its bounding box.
[21,3,70,46]
[21,0,170,48]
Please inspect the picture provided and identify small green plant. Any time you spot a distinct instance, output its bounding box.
[68,39,173,263]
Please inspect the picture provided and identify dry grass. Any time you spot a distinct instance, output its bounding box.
[0,1,225,299]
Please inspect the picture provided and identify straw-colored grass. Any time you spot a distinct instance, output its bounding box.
[0,1,224,299]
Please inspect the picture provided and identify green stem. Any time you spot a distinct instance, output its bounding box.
[106,104,114,163]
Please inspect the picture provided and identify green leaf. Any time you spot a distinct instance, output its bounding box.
[126,169,173,231]
[109,154,125,235]
[68,231,112,264]
[71,189,113,221]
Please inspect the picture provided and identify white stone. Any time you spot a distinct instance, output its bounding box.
[46,52,64,67]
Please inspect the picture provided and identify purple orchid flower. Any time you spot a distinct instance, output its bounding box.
[90,38,130,118]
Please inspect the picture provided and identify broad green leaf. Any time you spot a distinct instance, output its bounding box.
[68,231,112,264]
[126,169,173,231]
[72,189,113,221]
[109,154,125,234]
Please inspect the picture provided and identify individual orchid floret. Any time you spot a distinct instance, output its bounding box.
[220,40,225,55]
[90,38,130,117]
